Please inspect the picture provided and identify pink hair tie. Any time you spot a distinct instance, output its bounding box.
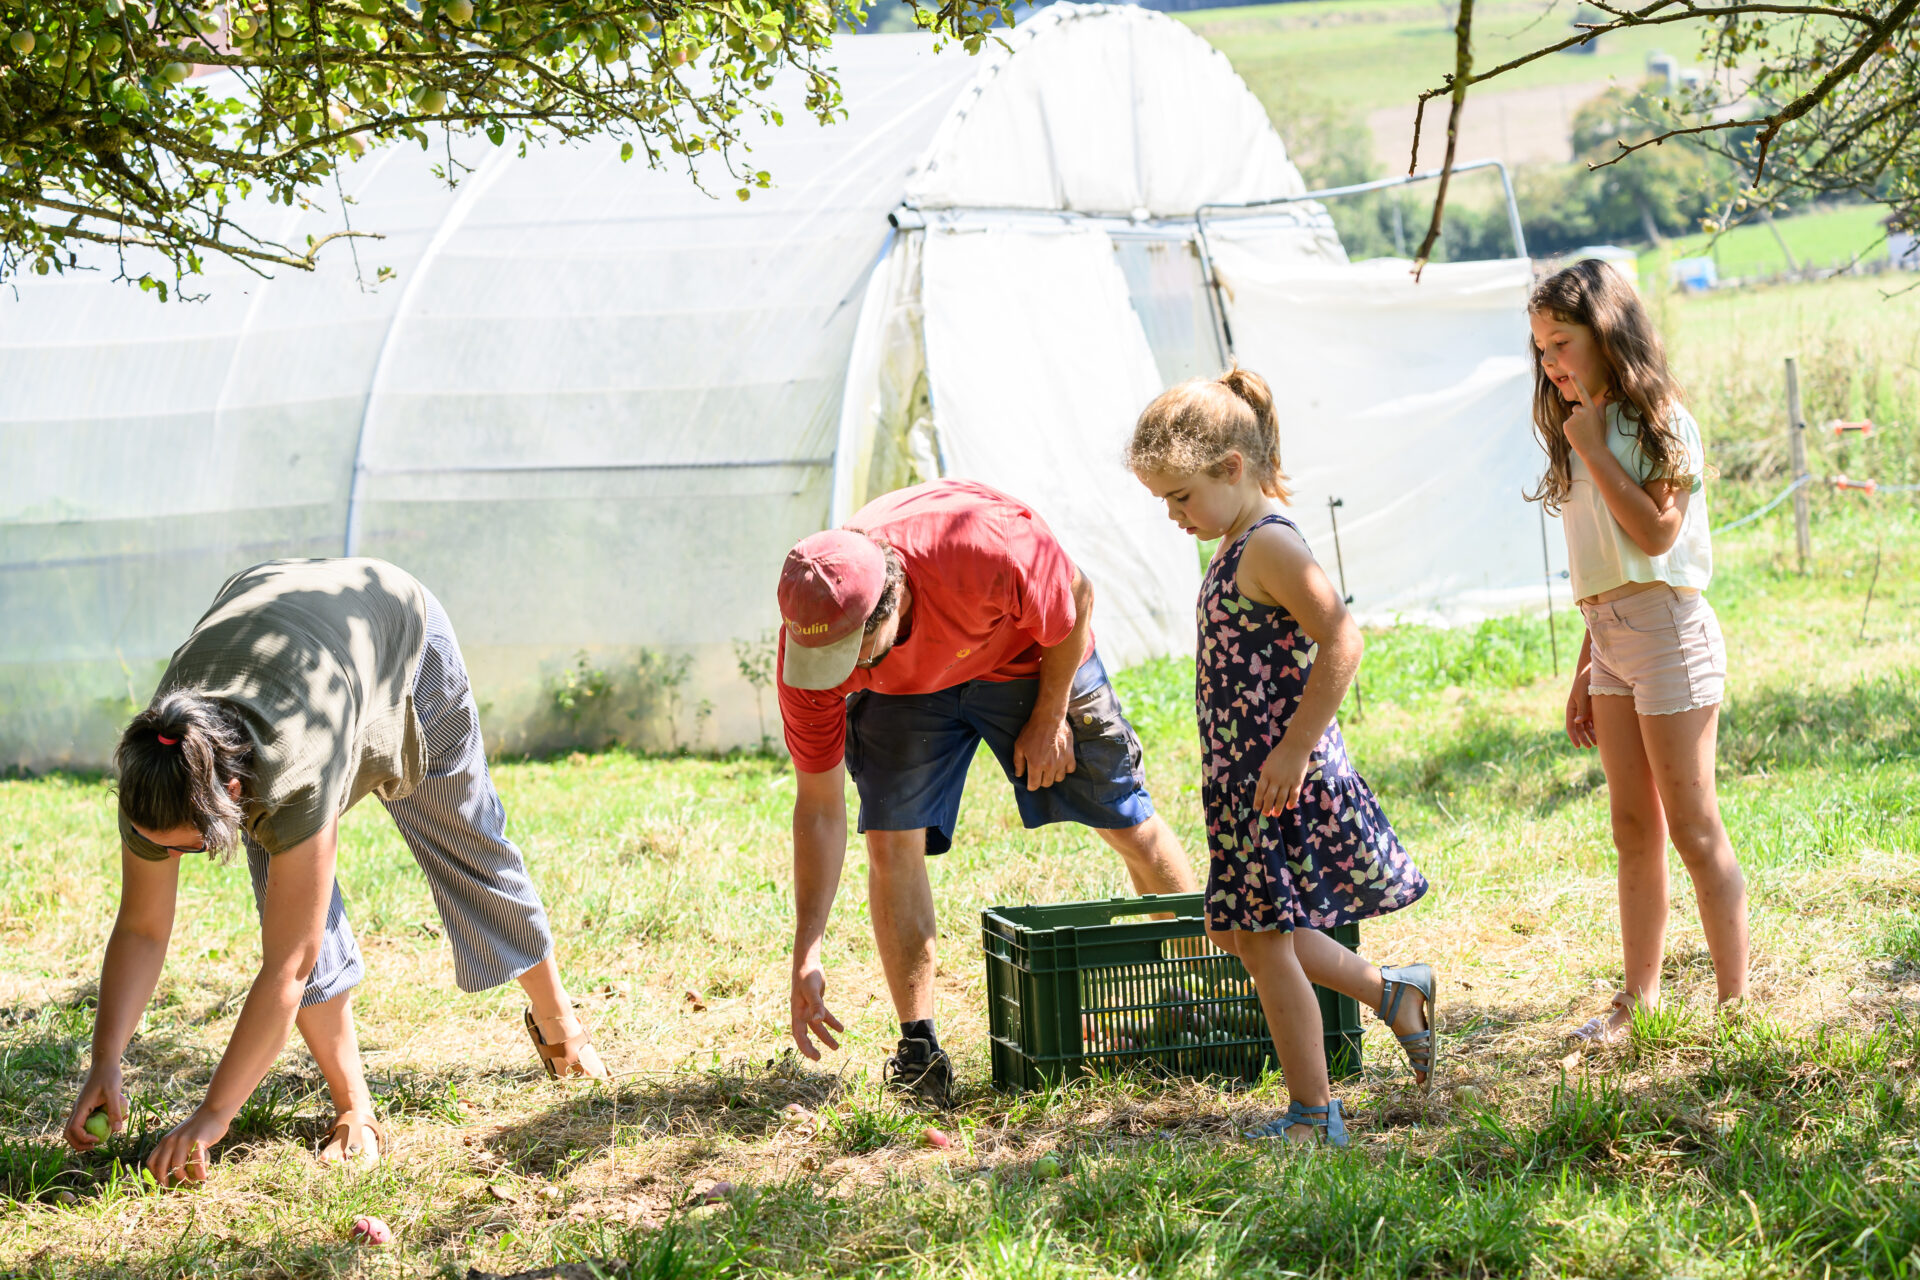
[156,734,179,746]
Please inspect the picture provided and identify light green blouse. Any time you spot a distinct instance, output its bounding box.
[1562,402,1712,600]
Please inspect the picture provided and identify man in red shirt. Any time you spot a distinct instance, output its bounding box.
[780,479,1198,1103]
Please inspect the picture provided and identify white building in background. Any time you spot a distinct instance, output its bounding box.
[1889,218,1919,270]
[2,4,1546,769]
[1561,245,1643,290]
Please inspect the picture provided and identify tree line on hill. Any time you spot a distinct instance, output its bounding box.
[1281,79,1886,262]
[1401,0,1916,272]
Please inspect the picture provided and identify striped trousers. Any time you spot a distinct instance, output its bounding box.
[244,591,556,1007]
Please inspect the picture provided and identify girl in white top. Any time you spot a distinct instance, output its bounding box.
[1527,260,1750,1044]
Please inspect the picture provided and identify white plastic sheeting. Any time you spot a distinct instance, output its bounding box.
[336,44,986,759]
[1207,247,1552,625]
[2,4,1316,769]
[908,6,1305,216]
[920,225,1199,667]
[0,145,473,770]
[1,34,983,767]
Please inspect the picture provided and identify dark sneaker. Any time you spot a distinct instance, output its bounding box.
[881,1037,954,1109]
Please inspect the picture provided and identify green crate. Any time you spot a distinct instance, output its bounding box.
[982,892,1362,1092]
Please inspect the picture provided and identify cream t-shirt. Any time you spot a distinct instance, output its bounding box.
[1562,402,1712,601]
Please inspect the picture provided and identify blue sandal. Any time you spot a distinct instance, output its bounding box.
[1378,963,1437,1087]
[1244,1098,1349,1147]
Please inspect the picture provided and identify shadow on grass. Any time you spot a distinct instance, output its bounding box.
[484,1057,854,1181]
[14,1012,1920,1280]
[1366,670,1917,824]
[0,1043,476,1209]
[1722,672,1920,771]
[1367,715,1603,817]
[1433,995,1567,1047]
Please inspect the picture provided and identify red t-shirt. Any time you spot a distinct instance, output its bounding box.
[778,480,1091,773]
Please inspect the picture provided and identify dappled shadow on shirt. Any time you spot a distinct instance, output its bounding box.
[153,559,426,849]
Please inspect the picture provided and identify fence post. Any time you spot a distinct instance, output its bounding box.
[1785,357,1812,574]
[1538,504,1559,676]
[1326,497,1362,720]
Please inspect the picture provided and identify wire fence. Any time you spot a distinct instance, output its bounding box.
[1712,473,1918,536]
[1713,475,1816,535]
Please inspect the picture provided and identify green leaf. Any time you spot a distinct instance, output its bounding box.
[0,0,1036,293]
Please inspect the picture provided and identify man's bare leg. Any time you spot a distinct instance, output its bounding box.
[1096,815,1198,895]
[865,828,938,1023]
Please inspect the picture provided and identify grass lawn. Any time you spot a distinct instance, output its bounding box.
[1656,273,1920,496]
[1182,0,1690,116]
[1640,204,1899,284]
[2,278,1919,1276]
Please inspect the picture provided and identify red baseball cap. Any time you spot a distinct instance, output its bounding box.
[778,530,887,690]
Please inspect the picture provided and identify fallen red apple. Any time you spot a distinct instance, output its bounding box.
[923,1127,952,1149]
[350,1215,393,1246]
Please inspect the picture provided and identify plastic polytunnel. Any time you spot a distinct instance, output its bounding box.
[3,2,1547,773]
[3,3,1345,767]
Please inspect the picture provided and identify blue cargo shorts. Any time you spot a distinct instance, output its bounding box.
[842,651,1155,855]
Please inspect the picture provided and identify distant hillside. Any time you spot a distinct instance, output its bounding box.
[854,0,1297,35]
[859,0,1702,166]
[1180,0,1698,115]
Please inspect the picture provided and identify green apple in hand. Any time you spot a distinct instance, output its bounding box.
[84,1109,111,1141]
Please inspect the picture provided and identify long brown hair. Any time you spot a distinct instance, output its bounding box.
[1526,259,1687,514]
[116,691,254,855]
[1127,366,1293,502]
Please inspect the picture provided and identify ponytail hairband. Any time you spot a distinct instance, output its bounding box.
[157,734,179,746]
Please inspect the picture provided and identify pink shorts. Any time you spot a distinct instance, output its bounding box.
[1579,586,1726,716]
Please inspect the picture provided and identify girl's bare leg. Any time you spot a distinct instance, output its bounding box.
[1637,703,1749,1004]
[1217,927,1431,1077]
[1236,928,1327,1144]
[1594,693,1671,1036]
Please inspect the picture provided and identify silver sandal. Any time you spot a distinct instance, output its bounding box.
[1378,963,1437,1087]
[1245,1098,1349,1147]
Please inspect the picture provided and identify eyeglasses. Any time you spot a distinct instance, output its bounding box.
[129,825,211,856]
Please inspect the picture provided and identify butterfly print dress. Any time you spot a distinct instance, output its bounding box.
[1197,513,1428,933]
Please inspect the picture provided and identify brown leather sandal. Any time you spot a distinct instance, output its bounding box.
[318,1109,389,1169]
[525,1008,608,1079]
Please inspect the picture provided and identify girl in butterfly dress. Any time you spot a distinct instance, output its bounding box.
[1130,367,1437,1148]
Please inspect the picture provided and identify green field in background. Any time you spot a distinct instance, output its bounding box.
[1641,203,1897,283]
[1182,0,1690,115]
